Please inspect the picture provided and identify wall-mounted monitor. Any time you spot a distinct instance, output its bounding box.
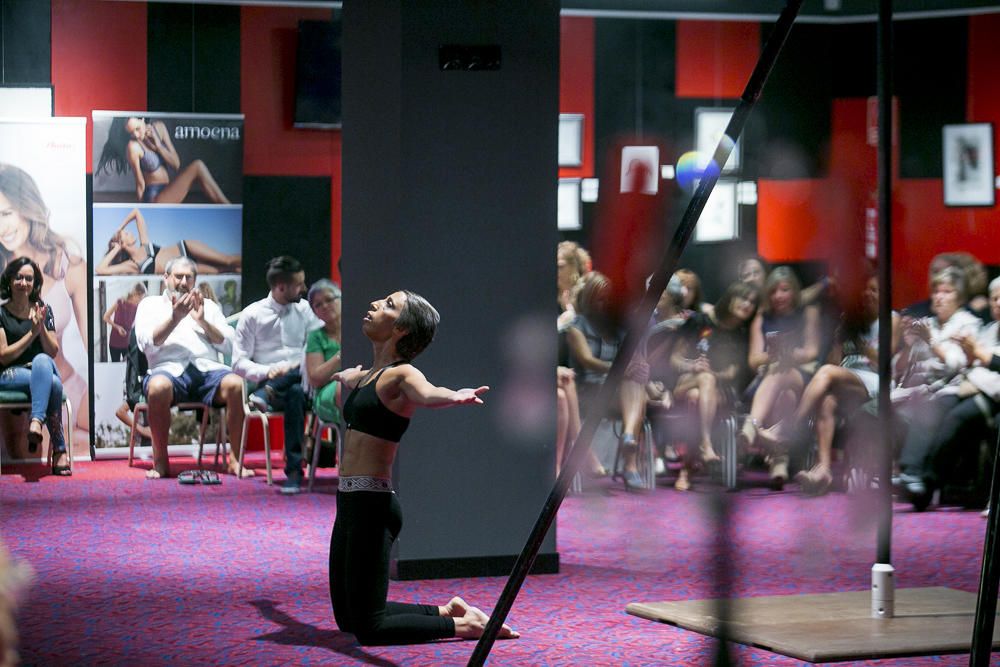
[294,19,342,130]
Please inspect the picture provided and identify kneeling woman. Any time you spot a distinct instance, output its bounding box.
[0,257,68,475]
[330,290,518,645]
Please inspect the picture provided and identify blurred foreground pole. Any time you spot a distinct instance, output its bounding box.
[970,429,1000,665]
[875,0,894,566]
[469,1,805,663]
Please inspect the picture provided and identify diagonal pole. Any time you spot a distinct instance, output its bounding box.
[468,2,804,663]
[970,428,1000,665]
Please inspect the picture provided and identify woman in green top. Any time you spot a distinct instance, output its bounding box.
[306,280,342,423]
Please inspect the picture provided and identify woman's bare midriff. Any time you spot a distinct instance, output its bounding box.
[338,429,399,479]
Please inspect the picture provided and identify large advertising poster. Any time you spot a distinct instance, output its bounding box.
[91,111,243,452]
[0,118,89,463]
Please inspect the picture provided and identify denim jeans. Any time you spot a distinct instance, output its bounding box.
[0,353,65,452]
[257,370,306,477]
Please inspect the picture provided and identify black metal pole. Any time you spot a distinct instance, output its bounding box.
[875,0,893,569]
[468,2,804,663]
[970,428,1000,665]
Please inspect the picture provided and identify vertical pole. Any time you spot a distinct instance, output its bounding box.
[468,1,804,663]
[875,0,894,573]
[970,428,1000,665]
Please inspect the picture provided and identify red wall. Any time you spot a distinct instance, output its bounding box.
[758,15,1000,307]
[559,17,595,179]
[52,0,148,173]
[240,6,342,284]
[676,21,759,99]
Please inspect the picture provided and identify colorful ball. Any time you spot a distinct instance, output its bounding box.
[675,151,720,193]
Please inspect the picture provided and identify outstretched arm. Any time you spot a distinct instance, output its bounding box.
[398,366,488,409]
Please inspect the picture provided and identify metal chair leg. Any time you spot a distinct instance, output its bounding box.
[642,419,656,490]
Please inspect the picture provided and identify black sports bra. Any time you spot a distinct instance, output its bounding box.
[343,362,411,443]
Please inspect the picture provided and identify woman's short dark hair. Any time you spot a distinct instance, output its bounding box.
[265,255,303,288]
[715,281,758,324]
[0,256,43,302]
[395,291,439,361]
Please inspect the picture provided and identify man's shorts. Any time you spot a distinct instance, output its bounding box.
[143,364,233,406]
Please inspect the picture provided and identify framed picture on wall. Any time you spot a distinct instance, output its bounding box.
[559,114,584,167]
[558,178,581,230]
[695,180,738,243]
[696,107,740,172]
[943,123,995,207]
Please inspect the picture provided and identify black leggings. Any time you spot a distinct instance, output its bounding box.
[329,490,454,645]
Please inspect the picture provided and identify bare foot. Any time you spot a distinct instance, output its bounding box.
[440,596,472,618]
[699,442,720,464]
[453,605,519,640]
[795,465,832,496]
[145,468,169,480]
[228,464,255,479]
[674,469,691,492]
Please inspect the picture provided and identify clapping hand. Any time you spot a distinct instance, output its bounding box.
[170,290,196,322]
[29,302,45,334]
[954,332,984,366]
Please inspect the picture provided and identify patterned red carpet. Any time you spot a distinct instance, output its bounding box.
[1,460,996,666]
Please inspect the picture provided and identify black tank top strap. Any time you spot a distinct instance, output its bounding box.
[343,360,411,442]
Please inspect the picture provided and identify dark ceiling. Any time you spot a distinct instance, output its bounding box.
[561,0,998,22]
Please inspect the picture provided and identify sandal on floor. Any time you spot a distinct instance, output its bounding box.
[178,470,200,485]
[51,453,72,477]
[199,470,221,485]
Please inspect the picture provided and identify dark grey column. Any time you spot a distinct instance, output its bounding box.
[342,0,560,579]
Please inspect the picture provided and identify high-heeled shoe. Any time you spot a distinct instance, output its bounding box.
[50,451,72,477]
[27,418,43,453]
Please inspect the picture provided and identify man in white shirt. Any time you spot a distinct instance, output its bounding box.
[134,257,248,480]
[233,256,319,494]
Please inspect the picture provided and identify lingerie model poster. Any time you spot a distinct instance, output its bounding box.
[0,117,90,463]
[91,111,244,453]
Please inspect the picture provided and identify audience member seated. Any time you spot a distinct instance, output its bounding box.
[556,243,604,477]
[233,255,320,495]
[761,274,899,495]
[669,281,758,490]
[133,256,247,479]
[557,241,587,330]
[896,274,1000,511]
[738,256,767,291]
[901,252,960,320]
[950,252,990,321]
[893,266,981,509]
[565,272,631,484]
[0,258,69,476]
[305,279,343,426]
[740,266,821,489]
[676,268,714,318]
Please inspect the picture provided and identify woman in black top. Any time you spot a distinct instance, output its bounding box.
[329,290,518,645]
[0,257,67,474]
